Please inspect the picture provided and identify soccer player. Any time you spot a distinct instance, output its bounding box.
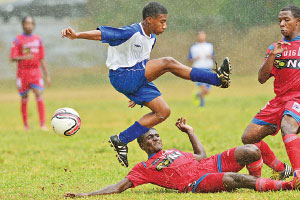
[188,31,215,107]
[61,2,231,167]
[10,16,51,131]
[64,117,295,198]
[241,5,300,183]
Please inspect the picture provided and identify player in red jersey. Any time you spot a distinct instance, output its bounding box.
[10,16,51,130]
[241,5,300,184]
[64,117,295,198]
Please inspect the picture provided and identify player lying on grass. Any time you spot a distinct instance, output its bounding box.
[61,1,231,167]
[241,5,300,182]
[64,118,295,198]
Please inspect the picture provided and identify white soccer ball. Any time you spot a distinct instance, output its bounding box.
[51,108,81,136]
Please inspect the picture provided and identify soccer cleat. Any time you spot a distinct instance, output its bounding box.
[215,57,232,88]
[109,135,129,167]
[270,163,293,180]
[292,170,300,190]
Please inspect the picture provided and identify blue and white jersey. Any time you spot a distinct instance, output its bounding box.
[188,42,214,69]
[97,23,156,70]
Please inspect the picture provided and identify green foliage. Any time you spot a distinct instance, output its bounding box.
[87,0,300,31]
[220,0,300,29]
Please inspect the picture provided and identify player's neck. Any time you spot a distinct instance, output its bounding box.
[141,21,151,37]
[285,32,300,41]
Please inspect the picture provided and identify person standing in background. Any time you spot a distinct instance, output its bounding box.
[10,16,51,131]
[188,31,215,107]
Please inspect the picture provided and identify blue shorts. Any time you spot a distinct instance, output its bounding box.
[109,60,161,105]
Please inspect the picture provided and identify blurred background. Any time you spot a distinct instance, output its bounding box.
[0,0,300,82]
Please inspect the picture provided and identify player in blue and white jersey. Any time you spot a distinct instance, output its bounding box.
[61,2,231,167]
[188,31,214,107]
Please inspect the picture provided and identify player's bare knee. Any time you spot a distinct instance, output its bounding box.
[281,115,299,135]
[222,173,241,190]
[156,106,170,122]
[162,57,177,69]
[243,144,261,162]
[241,132,253,144]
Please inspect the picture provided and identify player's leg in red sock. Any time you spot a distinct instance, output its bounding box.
[246,157,263,177]
[281,115,300,172]
[255,177,294,191]
[36,96,46,127]
[255,140,285,172]
[21,96,29,130]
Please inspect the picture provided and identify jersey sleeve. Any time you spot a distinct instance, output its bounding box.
[126,163,149,188]
[39,39,45,60]
[188,46,193,60]
[97,24,139,46]
[10,38,20,59]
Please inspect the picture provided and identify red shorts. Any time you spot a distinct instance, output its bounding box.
[252,91,300,135]
[185,148,243,193]
[16,68,44,96]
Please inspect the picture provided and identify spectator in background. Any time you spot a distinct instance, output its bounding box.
[10,16,51,131]
[188,31,214,107]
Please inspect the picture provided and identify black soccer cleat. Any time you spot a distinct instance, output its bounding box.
[215,57,232,88]
[109,135,129,167]
[270,163,293,180]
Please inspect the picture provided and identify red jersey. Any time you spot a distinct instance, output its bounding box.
[10,33,45,70]
[126,149,204,192]
[264,36,300,96]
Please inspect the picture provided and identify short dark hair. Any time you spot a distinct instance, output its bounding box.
[22,16,35,25]
[142,2,168,20]
[281,5,300,18]
[137,128,157,147]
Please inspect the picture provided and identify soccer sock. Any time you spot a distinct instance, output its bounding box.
[255,178,293,191]
[119,121,150,144]
[255,141,285,172]
[21,98,29,128]
[37,97,46,127]
[190,68,221,86]
[246,157,263,177]
[283,134,300,172]
[200,97,205,107]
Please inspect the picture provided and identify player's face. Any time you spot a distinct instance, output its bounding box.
[197,32,206,43]
[22,18,35,35]
[149,14,168,35]
[278,11,299,38]
[141,131,163,154]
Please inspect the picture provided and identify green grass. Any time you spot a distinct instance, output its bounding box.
[0,70,300,199]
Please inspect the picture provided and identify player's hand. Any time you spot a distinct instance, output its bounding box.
[64,192,87,198]
[61,27,77,40]
[46,75,51,87]
[22,53,34,60]
[270,41,291,55]
[176,117,194,134]
[128,100,136,108]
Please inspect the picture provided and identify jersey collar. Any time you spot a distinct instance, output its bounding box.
[23,33,33,37]
[139,22,152,39]
[283,35,300,42]
[148,150,162,160]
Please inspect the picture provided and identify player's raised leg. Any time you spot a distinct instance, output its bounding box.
[145,56,231,88]
[242,123,292,179]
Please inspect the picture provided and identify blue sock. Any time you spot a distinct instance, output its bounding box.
[190,68,221,86]
[200,97,205,107]
[119,121,150,144]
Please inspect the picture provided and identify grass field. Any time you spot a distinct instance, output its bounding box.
[0,68,300,199]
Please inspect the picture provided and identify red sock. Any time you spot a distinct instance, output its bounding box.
[255,178,293,191]
[247,157,263,177]
[37,97,46,127]
[255,141,285,172]
[21,98,29,129]
[283,134,300,172]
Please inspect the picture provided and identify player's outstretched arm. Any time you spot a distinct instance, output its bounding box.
[64,178,133,198]
[61,26,102,41]
[176,117,207,160]
[258,41,290,84]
